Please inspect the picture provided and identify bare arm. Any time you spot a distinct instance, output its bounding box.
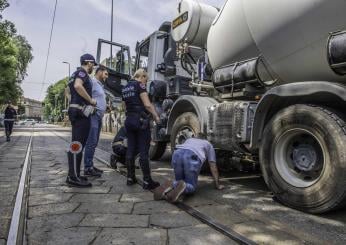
[140,92,160,123]
[74,78,96,105]
[209,162,224,190]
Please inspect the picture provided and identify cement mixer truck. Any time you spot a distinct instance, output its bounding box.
[129,0,346,213]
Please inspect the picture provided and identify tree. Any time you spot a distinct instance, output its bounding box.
[14,35,33,81]
[43,78,68,122]
[0,0,33,105]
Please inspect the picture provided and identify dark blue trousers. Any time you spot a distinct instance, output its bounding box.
[67,108,91,177]
[125,114,151,178]
[4,121,14,137]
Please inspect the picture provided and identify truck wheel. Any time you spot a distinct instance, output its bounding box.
[149,141,167,160]
[170,112,200,149]
[170,112,210,173]
[260,104,346,213]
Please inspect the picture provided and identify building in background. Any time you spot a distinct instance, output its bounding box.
[21,97,43,121]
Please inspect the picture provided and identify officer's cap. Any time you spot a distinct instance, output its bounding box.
[80,53,97,65]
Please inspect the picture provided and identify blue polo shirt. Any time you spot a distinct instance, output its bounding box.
[91,78,107,117]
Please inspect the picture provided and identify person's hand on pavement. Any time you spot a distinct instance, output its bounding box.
[216,184,225,190]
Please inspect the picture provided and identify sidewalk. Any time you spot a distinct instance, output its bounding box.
[26,128,235,244]
[0,131,31,244]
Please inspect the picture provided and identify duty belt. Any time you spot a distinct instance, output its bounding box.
[69,104,84,110]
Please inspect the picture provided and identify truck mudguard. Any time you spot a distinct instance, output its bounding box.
[251,81,346,149]
[166,95,217,135]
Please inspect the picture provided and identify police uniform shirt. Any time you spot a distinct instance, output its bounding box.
[122,81,147,113]
[4,107,17,121]
[69,68,92,105]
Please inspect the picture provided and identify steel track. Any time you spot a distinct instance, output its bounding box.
[6,130,33,245]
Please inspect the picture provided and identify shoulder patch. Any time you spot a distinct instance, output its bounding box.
[78,71,86,78]
[139,83,146,89]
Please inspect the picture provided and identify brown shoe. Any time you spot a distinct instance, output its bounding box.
[153,180,173,200]
[166,180,186,203]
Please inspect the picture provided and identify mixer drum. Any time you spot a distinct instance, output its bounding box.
[207,0,346,84]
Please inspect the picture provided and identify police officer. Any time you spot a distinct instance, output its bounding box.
[66,54,97,187]
[122,68,160,190]
[3,101,17,142]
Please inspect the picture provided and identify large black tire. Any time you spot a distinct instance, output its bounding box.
[170,112,200,149]
[170,112,209,173]
[260,104,346,213]
[149,141,167,160]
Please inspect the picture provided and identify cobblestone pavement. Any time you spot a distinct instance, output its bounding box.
[51,126,346,245]
[25,127,236,245]
[1,125,346,244]
[0,129,31,245]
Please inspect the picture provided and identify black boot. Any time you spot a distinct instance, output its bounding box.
[66,152,91,187]
[76,153,90,181]
[126,158,137,185]
[110,154,117,169]
[140,159,160,190]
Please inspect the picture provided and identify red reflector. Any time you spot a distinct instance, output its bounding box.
[69,141,82,154]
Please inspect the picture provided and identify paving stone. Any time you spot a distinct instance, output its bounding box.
[0,218,10,238]
[0,187,17,196]
[0,195,13,206]
[80,214,149,228]
[75,202,133,214]
[27,213,84,234]
[0,182,17,189]
[120,192,154,203]
[0,207,13,219]
[93,228,166,245]
[30,178,66,188]
[0,176,20,182]
[69,194,120,203]
[169,224,238,245]
[28,227,99,245]
[0,170,20,177]
[29,187,65,196]
[63,186,111,194]
[109,182,144,194]
[182,195,218,207]
[229,221,303,245]
[29,193,73,206]
[28,202,80,218]
[150,212,199,228]
[30,175,63,182]
[30,169,61,176]
[133,201,180,214]
[195,205,252,226]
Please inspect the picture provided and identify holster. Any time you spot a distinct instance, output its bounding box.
[139,112,150,130]
[82,105,95,117]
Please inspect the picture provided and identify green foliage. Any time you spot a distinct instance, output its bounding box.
[0,0,33,105]
[0,0,9,21]
[14,35,33,81]
[43,78,68,121]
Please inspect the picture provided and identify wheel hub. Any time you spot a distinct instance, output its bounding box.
[176,127,195,145]
[292,144,317,171]
[274,128,325,188]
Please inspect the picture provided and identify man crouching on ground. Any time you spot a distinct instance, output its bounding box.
[154,133,224,203]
